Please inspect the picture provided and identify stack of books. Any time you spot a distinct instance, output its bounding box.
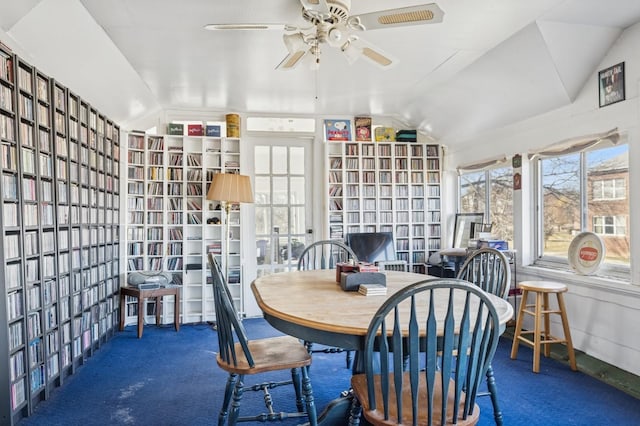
[358,284,387,296]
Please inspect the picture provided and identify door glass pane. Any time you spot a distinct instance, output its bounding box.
[273,177,288,204]
[255,146,270,174]
[290,147,304,174]
[290,176,305,204]
[272,207,289,234]
[254,176,270,204]
[291,206,305,234]
[255,206,270,235]
[272,146,287,174]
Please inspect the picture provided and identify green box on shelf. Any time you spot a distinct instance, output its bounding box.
[167,123,184,135]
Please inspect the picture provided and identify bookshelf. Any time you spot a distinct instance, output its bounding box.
[0,44,121,425]
[326,139,442,272]
[124,128,243,325]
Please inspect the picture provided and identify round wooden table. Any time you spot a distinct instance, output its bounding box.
[251,269,513,352]
[251,270,513,426]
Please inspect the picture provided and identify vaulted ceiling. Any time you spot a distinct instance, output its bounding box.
[2,0,639,144]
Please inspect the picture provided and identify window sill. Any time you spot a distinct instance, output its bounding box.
[519,264,639,297]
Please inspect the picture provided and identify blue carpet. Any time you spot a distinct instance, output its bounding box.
[18,318,640,425]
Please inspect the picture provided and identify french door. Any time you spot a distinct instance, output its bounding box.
[248,138,314,277]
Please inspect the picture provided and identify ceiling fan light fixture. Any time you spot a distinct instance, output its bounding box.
[340,40,361,64]
[283,32,308,53]
[328,27,342,43]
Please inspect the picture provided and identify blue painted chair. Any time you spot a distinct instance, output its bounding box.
[297,239,358,271]
[208,255,317,426]
[349,278,501,426]
[297,240,358,369]
[457,247,511,426]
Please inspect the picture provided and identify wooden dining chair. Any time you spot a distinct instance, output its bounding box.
[457,247,511,426]
[349,278,501,426]
[208,254,318,426]
[297,239,358,271]
[297,240,358,368]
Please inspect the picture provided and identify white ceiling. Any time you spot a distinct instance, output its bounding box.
[2,0,640,143]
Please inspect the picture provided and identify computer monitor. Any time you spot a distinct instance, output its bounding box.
[345,232,396,264]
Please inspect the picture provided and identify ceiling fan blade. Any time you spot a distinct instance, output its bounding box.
[341,37,396,69]
[203,23,287,31]
[276,51,308,70]
[276,33,309,70]
[349,3,444,31]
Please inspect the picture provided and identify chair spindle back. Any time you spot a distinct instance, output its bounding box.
[208,254,253,367]
[362,279,500,425]
[457,248,511,299]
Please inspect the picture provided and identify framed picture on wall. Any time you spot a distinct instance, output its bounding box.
[598,62,625,108]
[452,213,484,248]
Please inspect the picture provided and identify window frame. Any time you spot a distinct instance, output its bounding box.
[533,146,630,281]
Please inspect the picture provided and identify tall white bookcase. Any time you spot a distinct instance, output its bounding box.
[326,140,442,272]
[124,129,243,325]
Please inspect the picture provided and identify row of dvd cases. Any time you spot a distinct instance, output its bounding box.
[0,44,121,425]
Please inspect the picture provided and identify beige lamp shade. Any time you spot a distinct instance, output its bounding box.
[206,173,254,204]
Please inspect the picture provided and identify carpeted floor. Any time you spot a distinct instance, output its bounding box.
[18,318,640,425]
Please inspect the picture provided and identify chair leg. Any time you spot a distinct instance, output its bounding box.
[301,365,318,426]
[228,375,244,426]
[485,365,504,426]
[291,368,304,412]
[219,373,238,426]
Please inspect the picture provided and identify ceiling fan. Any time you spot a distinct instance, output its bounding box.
[205,0,444,70]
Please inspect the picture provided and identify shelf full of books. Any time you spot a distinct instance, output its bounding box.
[326,138,441,273]
[0,43,121,425]
[124,126,244,325]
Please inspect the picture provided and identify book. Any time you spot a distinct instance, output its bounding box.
[354,116,372,141]
[358,283,387,296]
[324,119,352,141]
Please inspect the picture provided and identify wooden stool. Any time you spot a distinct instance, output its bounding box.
[510,281,577,373]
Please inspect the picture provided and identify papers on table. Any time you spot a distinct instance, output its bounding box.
[358,284,387,296]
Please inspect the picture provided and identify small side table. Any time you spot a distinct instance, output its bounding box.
[438,247,468,276]
[119,285,181,338]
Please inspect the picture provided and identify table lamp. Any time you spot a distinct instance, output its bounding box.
[206,173,254,282]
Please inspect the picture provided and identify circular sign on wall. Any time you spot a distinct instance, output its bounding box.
[568,231,605,275]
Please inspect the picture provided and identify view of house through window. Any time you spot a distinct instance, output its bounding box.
[539,144,629,266]
[459,166,514,247]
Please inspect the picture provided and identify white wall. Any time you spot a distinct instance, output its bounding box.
[443,22,640,376]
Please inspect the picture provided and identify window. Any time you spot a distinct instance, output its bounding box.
[593,216,626,236]
[593,178,625,200]
[537,144,629,270]
[459,166,513,246]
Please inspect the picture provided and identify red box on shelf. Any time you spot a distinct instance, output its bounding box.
[187,124,203,136]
